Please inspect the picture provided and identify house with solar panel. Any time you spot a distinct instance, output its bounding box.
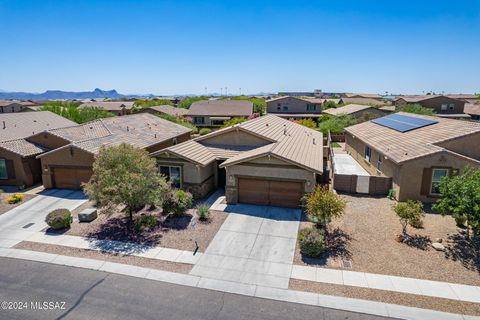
[339,112,480,202]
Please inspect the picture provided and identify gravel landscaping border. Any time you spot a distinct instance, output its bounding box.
[289,279,480,316]
[0,193,37,215]
[15,241,193,274]
[294,194,480,286]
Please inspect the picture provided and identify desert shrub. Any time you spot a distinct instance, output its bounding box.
[199,128,212,136]
[45,209,73,230]
[297,118,317,129]
[454,215,467,227]
[222,117,247,128]
[134,214,157,233]
[393,200,425,236]
[4,193,24,204]
[298,227,325,258]
[163,190,193,217]
[196,203,210,221]
[410,217,424,229]
[303,185,346,232]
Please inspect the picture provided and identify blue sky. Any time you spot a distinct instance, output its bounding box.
[0,0,479,95]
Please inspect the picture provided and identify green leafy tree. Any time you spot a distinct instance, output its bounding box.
[40,104,114,124]
[222,117,247,128]
[134,99,173,108]
[322,100,338,110]
[178,96,209,109]
[84,144,170,224]
[317,114,333,122]
[396,104,435,116]
[432,168,480,238]
[393,200,425,238]
[303,185,346,233]
[318,115,357,134]
[296,118,317,129]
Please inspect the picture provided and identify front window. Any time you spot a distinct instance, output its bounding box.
[193,117,205,125]
[306,104,317,111]
[364,146,371,162]
[160,166,181,188]
[431,168,449,195]
[441,104,448,111]
[449,103,455,110]
[283,106,289,111]
[0,159,7,179]
[377,154,383,170]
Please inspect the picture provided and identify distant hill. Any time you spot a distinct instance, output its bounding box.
[0,88,153,100]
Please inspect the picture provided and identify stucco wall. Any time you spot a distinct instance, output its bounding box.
[0,148,34,186]
[267,97,321,114]
[146,132,191,154]
[435,132,480,161]
[395,96,465,114]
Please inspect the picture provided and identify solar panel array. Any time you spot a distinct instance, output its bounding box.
[372,114,438,133]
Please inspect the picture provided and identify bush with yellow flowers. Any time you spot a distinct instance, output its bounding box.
[4,193,24,204]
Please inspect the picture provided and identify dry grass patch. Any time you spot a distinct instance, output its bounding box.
[294,194,480,286]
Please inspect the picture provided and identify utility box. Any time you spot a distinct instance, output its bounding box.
[78,208,97,222]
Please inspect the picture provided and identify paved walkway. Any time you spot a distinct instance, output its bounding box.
[0,248,471,320]
[0,189,87,248]
[190,203,301,288]
[292,265,480,304]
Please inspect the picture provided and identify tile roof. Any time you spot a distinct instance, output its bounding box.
[323,104,376,116]
[187,100,253,117]
[0,139,49,157]
[155,114,324,174]
[79,101,135,111]
[345,112,480,164]
[394,95,462,103]
[446,94,479,100]
[266,96,323,104]
[340,97,386,106]
[39,113,192,156]
[0,100,37,107]
[0,111,76,142]
[464,103,480,116]
[267,113,322,118]
[147,105,189,117]
[344,93,383,99]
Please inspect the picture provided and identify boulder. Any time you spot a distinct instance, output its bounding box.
[435,238,443,243]
[78,208,97,222]
[432,242,445,251]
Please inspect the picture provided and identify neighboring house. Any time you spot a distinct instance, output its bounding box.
[152,115,324,208]
[465,103,480,121]
[446,94,479,104]
[344,112,480,202]
[379,106,396,113]
[0,100,37,113]
[323,98,341,105]
[140,105,188,117]
[32,113,191,189]
[344,93,383,100]
[187,100,253,126]
[338,97,386,107]
[266,96,323,119]
[323,104,385,119]
[394,95,468,118]
[0,111,77,187]
[78,101,135,116]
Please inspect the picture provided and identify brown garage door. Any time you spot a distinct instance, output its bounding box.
[238,178,304,208]
[53,167,93,189]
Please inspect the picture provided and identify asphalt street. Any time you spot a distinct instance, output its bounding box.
[0,258,397,320]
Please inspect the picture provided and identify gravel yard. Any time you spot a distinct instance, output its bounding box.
[0,192,36,215]
[66,207,227,253]
[290,279,480,316]
[15,241,193,274]
[294,194,480,286]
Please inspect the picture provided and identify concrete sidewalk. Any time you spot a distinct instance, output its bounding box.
[0,248,471,320]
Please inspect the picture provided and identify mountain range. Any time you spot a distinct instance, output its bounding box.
[0,88,154,100]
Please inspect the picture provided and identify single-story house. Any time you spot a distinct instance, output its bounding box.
[394,95,467,118]
[344,93,383,100]
[140,105,189,117]
[338,97,387,107]
[0,100,37,113]
[446,94,479,104]
[464,103,480,121]
[78,101,135,116]
[344,112,480,202]
[266,96,323,119]
[0,111,77,187]
[187,100,253,126]
[32,113,191,189]
[152,114,324,208]
[323,104,386,119]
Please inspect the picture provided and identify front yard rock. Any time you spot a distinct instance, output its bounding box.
[78,208,98,222]
[435,238,443,243]
[431,242,445,251]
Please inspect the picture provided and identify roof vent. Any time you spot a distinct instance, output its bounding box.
[126,126,129,132]
[283,128,287,135]
[313,138,316,145]
[2,121,5,129]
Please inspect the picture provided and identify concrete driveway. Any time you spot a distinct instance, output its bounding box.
[190,204,301,289]
[0,189,87,248]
